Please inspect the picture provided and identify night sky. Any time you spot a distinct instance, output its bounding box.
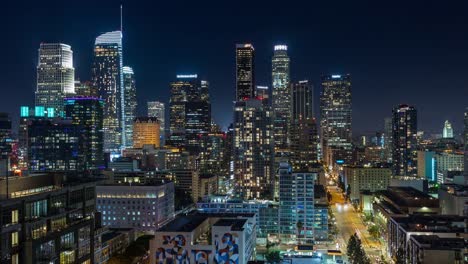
[2,0,468,135]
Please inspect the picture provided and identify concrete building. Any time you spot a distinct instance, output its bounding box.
[133,117,161,148]
[96,181,175,233]
[438,184,468,216]
[342,165,392,201]
[150,213,256,264]
[0,173,101,264]
[392,104,418,176]
[407,235,466,264]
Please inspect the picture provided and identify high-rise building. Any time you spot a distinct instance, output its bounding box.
[236,44,255,101]
[123,66,137,148]
[28,119,80,172]
[35,43,75,116]
[0,113,12,159]
[168,75,210,152]
[64,96,105,170]
[278,163,316,244]
[290,80,318,171]
[92,31,123,153]
[384,117,393,162]
[392,104,418,176]
[233,99,274,199]
[320,74,353,165]
[464,108,468,177]
[272,45,291,151]
[74,80,98,97]
[133,117,160,148]
[147,101,166,143]
[443,120,454,138]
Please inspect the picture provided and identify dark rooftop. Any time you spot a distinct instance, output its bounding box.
[392,214,466,233]
[213,218,247,231]
[314,184,326,199]
[158,215,208,232]
[102,231,124,243]
[382,187,438,209]
[411,235,466,250]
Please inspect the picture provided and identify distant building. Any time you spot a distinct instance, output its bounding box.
[392,104,418,176]
[35,43,75,116]
[150,213,256,264]
[442,120,454,138]
[320,74,353,165]
[438,184,468,216]
[132,117,160,148]
[342,165,392,201]
[0,112,12,159]
[192,173,218,202]
[0,173,100,264]
[290,80,318,171]
[75,80,98,97]
[271,45,290,151]
[123,66,137,148]
[92,31,123,153]
[236,44,255,101]
[147,101,166,144]
[384,117,393,162]
[96,181,175,233]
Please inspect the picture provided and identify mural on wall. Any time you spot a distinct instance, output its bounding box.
[214,233,239,264]
[191,249,212,264]
[156,234,190,264]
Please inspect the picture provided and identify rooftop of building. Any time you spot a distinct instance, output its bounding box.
[439,183,468,197]
[411,235,466,250]
[391,214,466,233]
[195,212,256,218]
[314,185,326,199]
[344,163,392,169]
[382,187,438,207]
[213,218,247,231]
[97,180,170,188]
[158,215,208,232]
[102,231,125,243]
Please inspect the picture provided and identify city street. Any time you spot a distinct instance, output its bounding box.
[328,186,385,262]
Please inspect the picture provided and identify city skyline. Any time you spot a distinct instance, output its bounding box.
[2,1,468,135]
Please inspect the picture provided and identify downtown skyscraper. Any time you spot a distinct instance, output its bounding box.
[123,66,137,148]
[35,43,75,116]
[271,45,291,152]
[290,80,318,171]
[392,104,418,176]
[320,74,353,165]
[168,74,211,152]
[92,31,123,153]
[148,101,166,144]
[236,44,255,101]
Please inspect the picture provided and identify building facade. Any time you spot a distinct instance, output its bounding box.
[123,66,137,148]
[35,43,75,116]
[320,74,353,165]
[442,120,454,138]
[64,96,105,170]
[271,45,290,152]
[92,31,123,153]
[233,99,274,199]
[132,117,160,148]
[392,104,418,176]
[147,101,166,144]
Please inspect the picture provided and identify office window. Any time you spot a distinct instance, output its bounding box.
[11,232,19,246]
[11,210,19,224]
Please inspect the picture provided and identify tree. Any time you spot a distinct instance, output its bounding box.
[296,221,303,245]
[347,233,371,264]
[368,225,380,240]
[265,251,281,264]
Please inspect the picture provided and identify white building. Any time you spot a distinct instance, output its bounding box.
[150,213,256,264]
[96,181,175,233]
[148,101,166,144]
[342,165,392,201]
[442,120,454,138]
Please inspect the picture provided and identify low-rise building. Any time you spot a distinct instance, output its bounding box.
[150,213,256,264]
[342,164,391,201]
[407,235,466,264]
[96,181,175,233]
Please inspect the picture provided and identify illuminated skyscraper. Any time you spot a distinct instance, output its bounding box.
[384,117,393,162]
[320,74,353,165]
[392,104,418,176]
[75,80,98,97]
[290,80,318,170]
[92,31,123,153]
[236,44,255,101]
[442,120,453,138]
[35,43,75,115]
[168,75,211,152]
[148,101,166,144]
[123,66,137,148]
[233,99,274,199]
[64,97,104,170]
[272,45,290,151]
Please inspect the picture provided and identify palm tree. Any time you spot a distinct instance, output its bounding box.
[296,221,303,245]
